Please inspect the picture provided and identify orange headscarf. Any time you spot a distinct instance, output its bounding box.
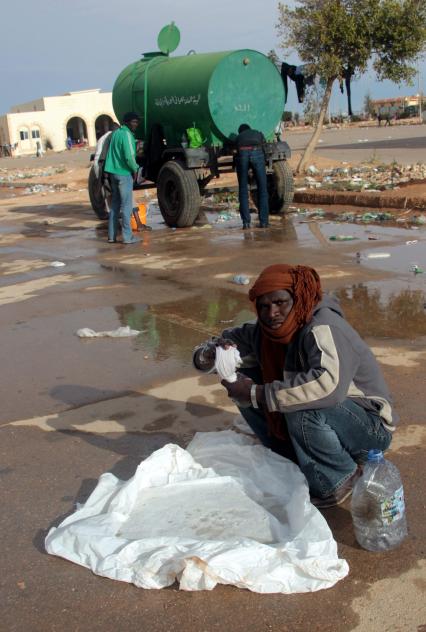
[248,264,322,439]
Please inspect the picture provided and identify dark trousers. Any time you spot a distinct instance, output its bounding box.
[236,148,269,226]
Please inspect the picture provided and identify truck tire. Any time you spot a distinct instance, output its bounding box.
[88,166,108,220]
[157,161,201,227]
[251,160,294,215]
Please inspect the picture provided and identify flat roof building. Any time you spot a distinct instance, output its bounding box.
[0,89,117,156]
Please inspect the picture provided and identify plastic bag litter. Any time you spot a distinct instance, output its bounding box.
[45,431,349,593]
[50,261,66,268]
[76,326,141,338]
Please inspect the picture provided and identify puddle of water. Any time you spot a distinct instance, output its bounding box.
[115,291,254,363]
[116,281,426,364]
[332,281,426,338]
[293,219,426,276]
[357,241,426,275]
[294,219,421,245]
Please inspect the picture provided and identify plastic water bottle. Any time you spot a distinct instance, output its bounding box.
[232,275,250,285]
[351,449,407,551]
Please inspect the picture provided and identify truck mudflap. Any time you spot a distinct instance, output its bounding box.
[265,141,291,162]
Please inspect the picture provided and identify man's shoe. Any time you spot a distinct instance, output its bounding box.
[122,237,141,245]
[242,223,251,230]
[310,467,362,509]
[107,238,117,243]
[256,222,269,228]
[139,224,152,231]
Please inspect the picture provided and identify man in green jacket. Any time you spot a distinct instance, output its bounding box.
[104,112,140,244]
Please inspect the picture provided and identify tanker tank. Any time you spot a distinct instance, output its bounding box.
[112,49,285,147]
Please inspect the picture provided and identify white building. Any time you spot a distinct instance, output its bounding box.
[0,89,117,156]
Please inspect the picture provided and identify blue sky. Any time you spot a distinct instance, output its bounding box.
[1,0,424,116]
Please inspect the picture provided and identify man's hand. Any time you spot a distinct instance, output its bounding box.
[221,373,253,405]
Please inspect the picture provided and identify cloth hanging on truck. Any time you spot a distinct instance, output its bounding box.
[280,63,315,104]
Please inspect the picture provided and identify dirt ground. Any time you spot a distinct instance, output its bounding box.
[0,146,426,632]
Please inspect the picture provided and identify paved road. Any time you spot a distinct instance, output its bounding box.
[285,123,426,165]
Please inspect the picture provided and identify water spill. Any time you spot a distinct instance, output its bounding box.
[332,281,426,338]
[115,291,253,363]
[115,279,426,365]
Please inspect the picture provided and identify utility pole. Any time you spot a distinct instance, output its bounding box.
[418,62,423,123]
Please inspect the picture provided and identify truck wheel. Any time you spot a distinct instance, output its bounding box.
[157,161,200,227]
[251,160,294,215]
[88,166,108,220]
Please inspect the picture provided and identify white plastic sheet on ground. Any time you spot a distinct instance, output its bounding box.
[45,431,349,593]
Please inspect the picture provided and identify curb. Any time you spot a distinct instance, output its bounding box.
[293,190,426,210]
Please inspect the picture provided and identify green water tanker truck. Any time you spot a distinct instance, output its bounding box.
[88,23,294,227]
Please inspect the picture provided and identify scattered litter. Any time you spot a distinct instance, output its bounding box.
[410,264,424,274]
[76,326,142,338]
[216,212,233,222]
[406,240,418,245]
[294,162,426,194]
[219,319,234,324]
[366,252,391,259]
[329,235,358,241]
[50,261,66,267]
[24,184,56,195]
[412,215,426,225]
[232,274,250,285]
[45,430,349,593]
[367,237,379,240]
[361,212,393,222]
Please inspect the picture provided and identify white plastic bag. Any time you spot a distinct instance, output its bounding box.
[45,431,348,593]
[76,326,141,338]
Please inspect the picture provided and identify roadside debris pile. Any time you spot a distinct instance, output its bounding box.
[0,165,66,183]
[298,163,426,192]
[290,206,426,226]
[23,184,58,195]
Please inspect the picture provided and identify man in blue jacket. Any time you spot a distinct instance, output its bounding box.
[105,112,140,244]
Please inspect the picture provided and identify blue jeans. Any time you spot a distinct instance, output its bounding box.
[108,173,134,242]
[239,399,392,498]
[236,148,269,225]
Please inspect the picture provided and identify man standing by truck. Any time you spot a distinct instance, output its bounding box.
[105,112,140,244]
[235,124,269,229]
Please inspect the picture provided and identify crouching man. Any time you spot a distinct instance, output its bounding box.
[193,264,395,508]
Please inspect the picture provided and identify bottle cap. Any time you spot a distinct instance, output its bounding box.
[367,449,384,462]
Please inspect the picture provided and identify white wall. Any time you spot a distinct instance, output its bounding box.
[1,90,117,156]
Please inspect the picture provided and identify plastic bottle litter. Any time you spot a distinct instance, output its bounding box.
[410,264,424,274]
[366,252,391,259]
[329,235,358,241]
[232,275,250,285]
[351,449,407,552]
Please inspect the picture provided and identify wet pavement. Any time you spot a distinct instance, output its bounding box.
[1,187,426,631]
